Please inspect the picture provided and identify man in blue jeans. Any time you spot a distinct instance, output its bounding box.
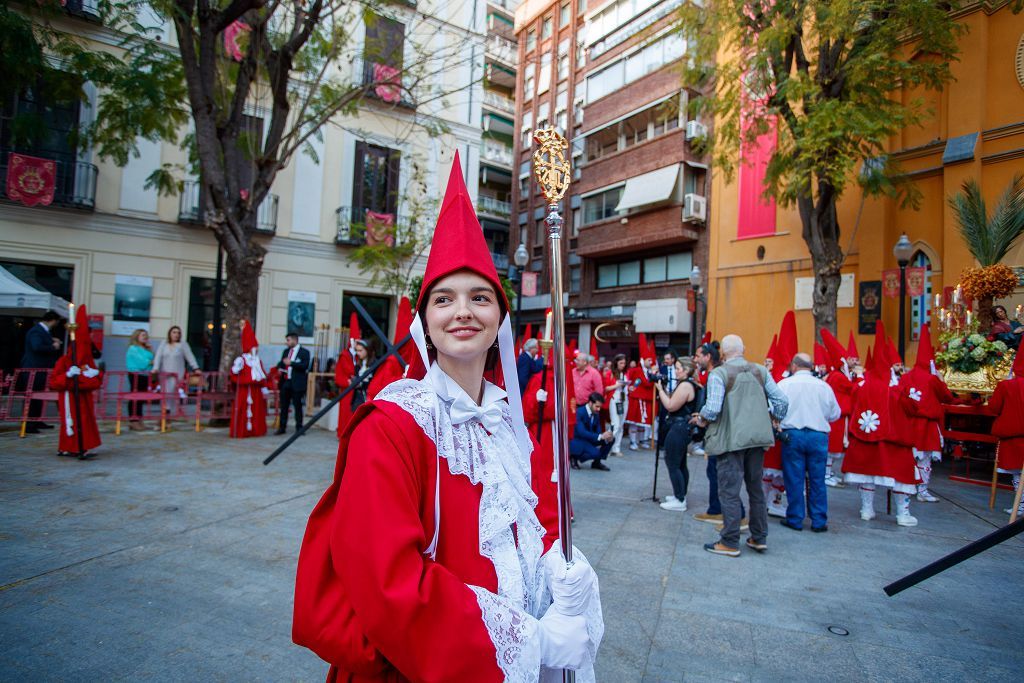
[777,353,841,532]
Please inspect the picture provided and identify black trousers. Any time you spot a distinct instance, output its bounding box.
[279,381,305,430]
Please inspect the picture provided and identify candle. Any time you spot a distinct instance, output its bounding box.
[953,285,962,305]
[544,309,552,340]
[69,302,74,320]
[1016,304,1022,320]
[966,310,972,327]
[934,294,941,309]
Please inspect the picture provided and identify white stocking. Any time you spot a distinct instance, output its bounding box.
[915,451,932,494]
[859,486,876,514]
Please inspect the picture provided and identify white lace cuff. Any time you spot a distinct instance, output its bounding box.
[469,585,541,683]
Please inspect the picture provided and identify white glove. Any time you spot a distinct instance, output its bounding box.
[537,606,592,671]
[231,357,244,374]
[83,366,100,378]
[543,545,597,617]
[261,387,270,397]
[66,365,81,377]
[536,389,548,402]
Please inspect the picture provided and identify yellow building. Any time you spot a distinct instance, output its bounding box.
[704,1,1024,360]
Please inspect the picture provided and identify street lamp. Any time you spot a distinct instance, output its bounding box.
[690,265,703,355]
[893,233,914,362]
[512,243,529,337]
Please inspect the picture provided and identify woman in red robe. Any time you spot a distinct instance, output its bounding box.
[49,304,102,459]
[293,154,603,682]
[229,320,268,438]
[989,348,1024,516]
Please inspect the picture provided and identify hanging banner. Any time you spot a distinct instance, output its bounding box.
[881,269,900,298]
[858,280,882,335]
[6,153,57,207]
[287,290,317,341]
[521,271,538,297]
[364,210,395,246]
[905,267,927,297]
[112,275,153,336]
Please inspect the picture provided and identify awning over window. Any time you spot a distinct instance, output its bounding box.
[615,163,680,212]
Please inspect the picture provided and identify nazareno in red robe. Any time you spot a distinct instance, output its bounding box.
[624,366,655,427]
[49,355,102,453]
[990,371,1024,472]
[334,349,355,439]
[522,364,576,523]
[824,369,854,453]
[842,373,919,493]
[230,355,268,438]
[898,367,954,453]
[293,375,565,682]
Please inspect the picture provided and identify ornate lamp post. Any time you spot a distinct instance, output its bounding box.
[893,233,914,362]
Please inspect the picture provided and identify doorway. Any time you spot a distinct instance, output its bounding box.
[0,260,73,374]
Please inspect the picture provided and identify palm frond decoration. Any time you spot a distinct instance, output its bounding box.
[949,174,1024,266]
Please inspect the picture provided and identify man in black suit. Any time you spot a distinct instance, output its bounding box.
[570,392,614,471]
[516,338,544,396]
[276,332,311,434]
[19,311,63,433]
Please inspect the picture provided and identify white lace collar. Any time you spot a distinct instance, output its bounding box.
[427,362,506,407]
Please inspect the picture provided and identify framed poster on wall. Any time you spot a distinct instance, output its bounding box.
[858,280,882,335]
[112,275,153,335]
[287,290,317,341]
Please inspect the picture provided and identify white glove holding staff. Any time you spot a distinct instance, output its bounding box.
[542,545,598,616]
[537,608,591,670]
[66,365,82,377]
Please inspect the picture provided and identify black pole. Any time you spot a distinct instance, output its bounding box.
[212,244,224,370]
[897,262,907,362]
[884,517,1024,596]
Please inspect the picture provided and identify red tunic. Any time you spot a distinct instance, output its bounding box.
[625,367,655,426]
[334,351,356,438]
[230,357,267,438]
[989,376,1024,471]
[898,368,954,452]
[843,375,918,486]
[49,356,102,453]
[824,370,854,453]
[522,368,576,526]
[294,396,559,682]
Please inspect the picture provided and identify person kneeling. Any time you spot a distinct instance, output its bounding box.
[571,393,614,471]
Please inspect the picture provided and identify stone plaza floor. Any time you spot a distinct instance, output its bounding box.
[1,423,1022,682]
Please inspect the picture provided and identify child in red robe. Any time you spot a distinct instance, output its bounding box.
[229,320,268,438]
[988,348,1024,517]
[293,153,602,682]
[898,324,954,502]
[625,357,655,450]
[49,304,102,459]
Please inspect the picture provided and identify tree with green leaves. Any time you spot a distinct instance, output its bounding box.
[676,0,968,336]
[5,0,477,367]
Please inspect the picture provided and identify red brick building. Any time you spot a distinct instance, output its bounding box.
[512,0,709,359]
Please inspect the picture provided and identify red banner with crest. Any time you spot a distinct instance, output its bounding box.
[881,269,900,298]
[6,153,57,207]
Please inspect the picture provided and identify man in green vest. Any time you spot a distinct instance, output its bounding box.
[690,334,788,556]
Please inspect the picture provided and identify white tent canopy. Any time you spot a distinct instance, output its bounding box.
[0,265,72,317]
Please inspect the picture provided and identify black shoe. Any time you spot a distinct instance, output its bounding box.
[77,452,96,461]
[570,458,581,470]
[811,525,829,533]
[57,451,75,458]
[36,422,54,430]
[591,461,610,471]
[780,519,803,531]
[24,426,41,434]
[274,428,287,435]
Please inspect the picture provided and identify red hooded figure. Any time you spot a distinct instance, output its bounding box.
[366,296,416,399]
[989,348,1024,473]
[293,152,596,683]
[333,312,361,438]
[49,304,102,456]
[229,320,268,438]
[625,340,656,436]
[820,329,856,456]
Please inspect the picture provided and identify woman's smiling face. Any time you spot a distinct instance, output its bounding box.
[424,271,501,365]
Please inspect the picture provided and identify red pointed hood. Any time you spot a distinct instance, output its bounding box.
[865,346,874,372]
[523,323,533,344]
[846,331,860,360]
[914,324,935,372]
[567,338,578,360]
[590,335,598,360]
[241,320,259,353]
[68,304,93,365]
[777,310,798,366]
[348,312,361,347]
[701,331,712,346]
[820,328,848,371]
[868,321,889,381]
[814,342,828,368]
[885,335,901,367]
[415,151,506,312]
[638,333,649,363]
[393,296,413,345]
[766,334,778,362]
[648,337,657,362]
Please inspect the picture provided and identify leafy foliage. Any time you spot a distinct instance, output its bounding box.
[949,175,1024,267]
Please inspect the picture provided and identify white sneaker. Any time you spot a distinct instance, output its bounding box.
[896,513,918,527]
[916,491,939,503]
[629,443,639,451]
[767,503,786,518]
[660,499,687,511]
[662,495,677,503]
[860,509,876,521]
[825,475,844,488]
[692,446,706,457]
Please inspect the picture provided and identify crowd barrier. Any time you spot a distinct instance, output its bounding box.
[0,368,281,437]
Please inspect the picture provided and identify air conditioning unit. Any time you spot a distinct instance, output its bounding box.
[686,120,707,141]
[683,193,706,222]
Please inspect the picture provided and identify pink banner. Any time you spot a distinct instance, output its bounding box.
[372,63,402,104]
[736,102,777,240]
[905,267,927,297]
[882,269,900,298]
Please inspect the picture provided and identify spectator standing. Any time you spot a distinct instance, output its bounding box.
[656,357,699,511]
[691,335,788,557]
[516,338,544,395]
[570,392,614,471]
[152,325,200,396]
[349,339,375,410]
[276,332,311,434]
[572,352,603,407]
[603,354,629,455]
[692,342,733,524]
[19,310,63,432]
[777,353,841,532]
[125,328,155,430]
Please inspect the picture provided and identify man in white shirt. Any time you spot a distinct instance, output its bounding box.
[777,353,841,532]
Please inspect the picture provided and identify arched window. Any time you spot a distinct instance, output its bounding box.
[910,251,933,341]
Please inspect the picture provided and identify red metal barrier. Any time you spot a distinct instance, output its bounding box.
[8,369,59,437]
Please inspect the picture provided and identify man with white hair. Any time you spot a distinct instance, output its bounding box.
[572,352,604,408]
[691,334,788,557]
[516,337,544,396]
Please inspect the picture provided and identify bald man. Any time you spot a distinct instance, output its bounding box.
[777,353,841,532]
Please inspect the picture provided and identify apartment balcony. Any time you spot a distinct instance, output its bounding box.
[66,0,102,21]
[491,251,510,271]
[482,90,516,116]
[255,194,279,234]
[485,34,518,68]
[0,150,98,210]
[478,195,512,218]
[177,180,278,234]
[480,140,514,169]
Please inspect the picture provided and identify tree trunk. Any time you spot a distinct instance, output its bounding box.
[219,247,264,372]
[977,296,994,332]
[798,186,845,341]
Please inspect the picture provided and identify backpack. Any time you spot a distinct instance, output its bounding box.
[703,362,775,456]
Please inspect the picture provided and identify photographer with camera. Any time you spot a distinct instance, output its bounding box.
[656,357,700,511]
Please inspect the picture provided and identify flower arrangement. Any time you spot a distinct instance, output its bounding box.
[960,264,1018,303]
[936,330,1009,373]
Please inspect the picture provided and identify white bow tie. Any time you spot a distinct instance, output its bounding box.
[449,394,505,433]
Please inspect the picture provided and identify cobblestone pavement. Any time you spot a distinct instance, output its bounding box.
[1,424,1021,682]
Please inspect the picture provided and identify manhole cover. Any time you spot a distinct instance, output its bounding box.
[36,482,54,487]
[161,505,180,512]
[827,625,850,636]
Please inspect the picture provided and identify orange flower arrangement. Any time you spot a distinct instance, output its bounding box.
[960,264,1018,301]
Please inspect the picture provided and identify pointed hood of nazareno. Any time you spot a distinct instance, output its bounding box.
[240,320,259,353]
[847,330,860,360]
[701,331,712,346]
[820,328,848,371]
[590,335,598,360]
[814,342,827,368]
[68,304,93,365]
[777,310,798,366]
[415,151,507,312]
[886,335,902,368]
[865,346,874,372]
[868,321,889,382]
[914,323,935,372]
[348,312,361,348]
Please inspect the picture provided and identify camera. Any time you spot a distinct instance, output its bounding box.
[689,422,707,443]
[656,372,670,385]
[774,427,790,444]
